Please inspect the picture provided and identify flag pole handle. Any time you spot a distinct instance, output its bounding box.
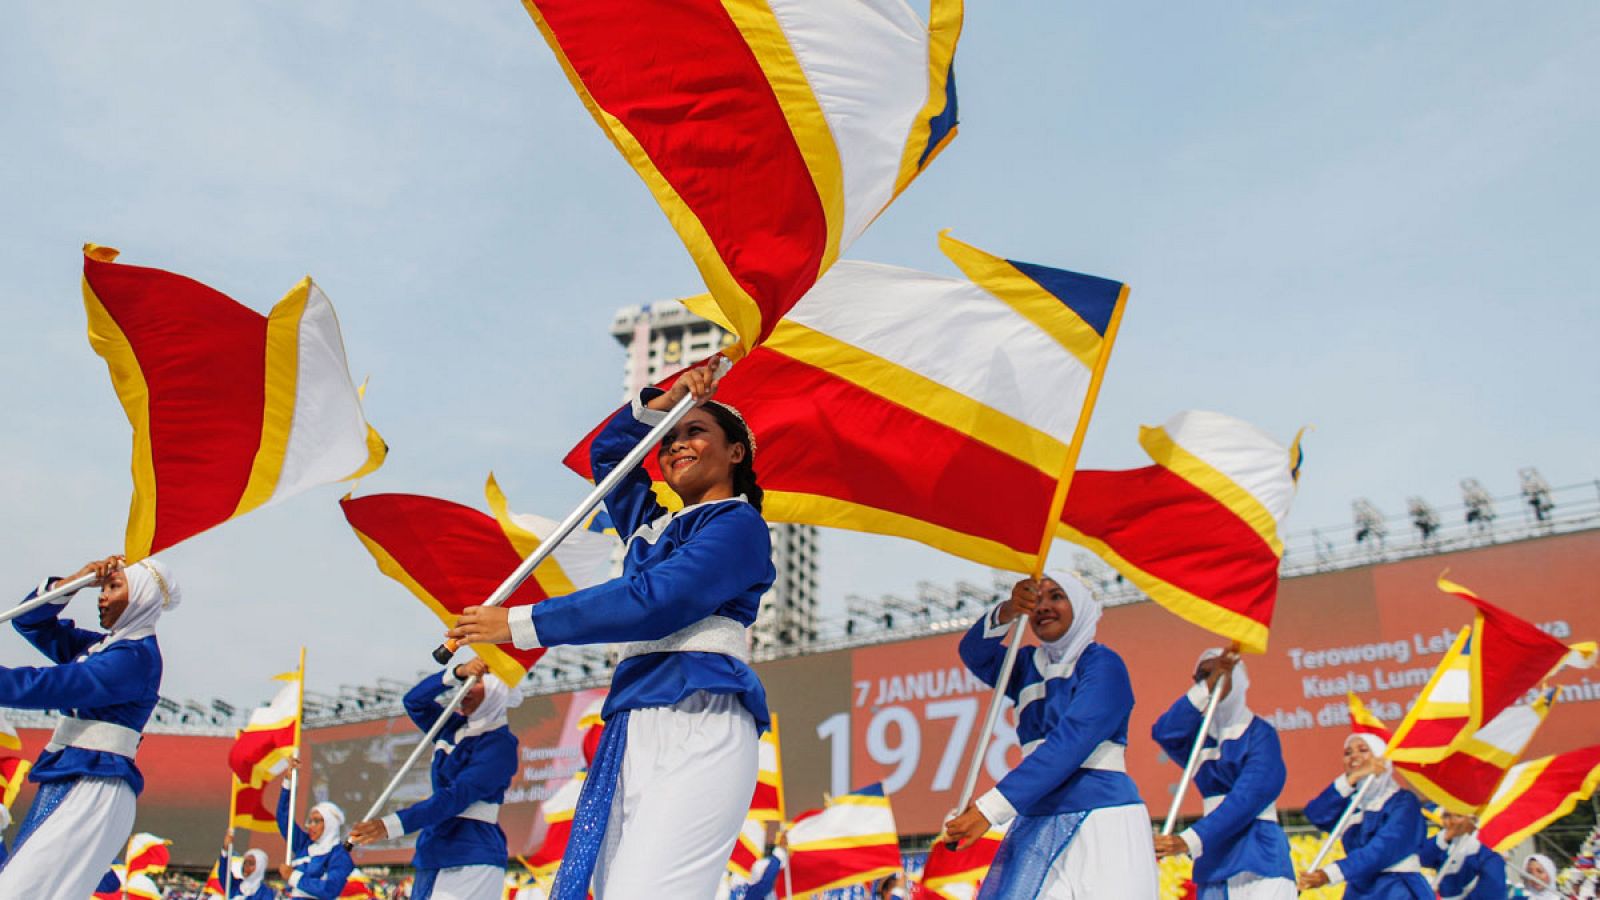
[285,763,300,869]
[944,612,1028,850]
[0,572,97,625]
[1308,773,1377,872]
[430,364,723,665]
[1161,676,1227,835]
[343,673,482,851]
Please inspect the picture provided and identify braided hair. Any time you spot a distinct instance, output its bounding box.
[701,401,764,512]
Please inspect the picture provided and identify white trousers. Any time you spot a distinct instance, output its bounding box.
[429,864,505,900]
[0,776,137,900]
[1038,804,1160,900]
[1205,873,1297,899]
[592,691,758,899]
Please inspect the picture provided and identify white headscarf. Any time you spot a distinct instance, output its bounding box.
[457,674,524,741]
[92,558,180,652]
[1341,733,1399,809]
[1345,731,1389,759]
[232,848,269,894]
[1038,571,1102,676]
[1195,648,1253,737]
[1524,853,1559,896]
[306,801,345,858]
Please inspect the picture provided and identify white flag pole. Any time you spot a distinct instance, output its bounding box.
[1309,774,1379,872]
[0,573,98,625]
[1161,674,1227,835]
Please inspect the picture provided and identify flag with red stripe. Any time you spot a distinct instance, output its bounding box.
[81,246,386,562]
[0,712,30,813]
[123,872,163,900]
[341,475,614,686]
[231,778,277,833]
[1057,411,1303,653]
[1399,687,1557,814]
[125,832,171,878]
[1387,577,1594,764]
[528,771,585,878]
[565,232,1128,575]
[779,783,901,896]
[229,667,302,793]
[750,713,786,822]
[1478,743,1600,853]
[522,0,962,356]
[340,870,376,898]
[915,820,1008,900]
[202,858,229,898]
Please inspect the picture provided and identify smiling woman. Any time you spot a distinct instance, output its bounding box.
[449,359,776,899]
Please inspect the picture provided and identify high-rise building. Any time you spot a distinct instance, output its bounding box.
[609,302,820,649]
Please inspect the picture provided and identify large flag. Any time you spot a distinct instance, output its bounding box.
[1056,411,1303,653]
[82,246,386,561]
[1399,687,1557,814]
[916,820,1008,900]
[522,0,962,356]
[1387,577,1594,764]
[230,663,303,791]
[125,832,171,877]
[341,475,615,686]
[1478,744,1600,853]
[527,771,585,878]
[780,784,901,896]
[566,233,1128,575]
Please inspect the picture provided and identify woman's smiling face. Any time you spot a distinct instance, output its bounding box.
[658,409,743,504]
[1027,578,1075,643]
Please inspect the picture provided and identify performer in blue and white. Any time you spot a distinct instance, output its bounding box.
[1150,649,1296,899]
[348,657,519,899]
[1298,731,1431,898]
[1518,853,1561,900]
[218,834,274,900]
[276,792,354,898]
[452,364,774,899]
[0,555,175,899]
[942,572,1160,899]
[1417,810,1507,900]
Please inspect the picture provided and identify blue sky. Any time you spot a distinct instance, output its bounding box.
[2,3,1595,705]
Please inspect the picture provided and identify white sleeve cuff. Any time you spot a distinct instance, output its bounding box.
[974,787,1016,828]
[1333,773,1355,796]
[1436,832,1452,850]
[38,578,73,604]
[382,813,405,839]
[289,871,303,888]
[1180,827,1203,857]
[1324,863,1345,885]
[509,605,542,650]
[982,603,1012,639]
[771,846,788,867]
[630,392,669,426]
[1186,681,1212,710]
[441,665,462,687]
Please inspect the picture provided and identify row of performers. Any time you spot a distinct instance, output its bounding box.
[0,374,1563,899]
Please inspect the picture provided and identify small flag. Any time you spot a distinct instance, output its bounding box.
[229,669,302,790]
[566,233,1127,575]
[750,714,786,823]
[726,815,770,882]
[1477,744,1600,853]
[202,858,232,898]
[123,872,163,900]
[340,870,377,898]
[527,771,586,878]
[1057,411,1303,653]
[125,832,171,878]
[1347,692,1393,745]
[916,820,1008,900]
[521,0,962,356]
[0,711,31,812]
[780,784,901,896]
[92,866,125,900]
[341,475,615,685]
[1387,577,1594,764]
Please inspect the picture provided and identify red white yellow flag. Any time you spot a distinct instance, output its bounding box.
[230,663,303,792]
[527,771,585,879]
[1057,411,1303,653]
[779,783,901,896]
[916,820,1008,900]
[1478,743,1600,853]
[81,246,386,561]
[750,713,786,823]
[1386,577,1594,765]
[123,873,163,900]
[0,711,30,812]
[341,475,614,686]
[521,0,961,356]
[125,832,172,878]
[340,870,377,898]
[566,233,1128,576]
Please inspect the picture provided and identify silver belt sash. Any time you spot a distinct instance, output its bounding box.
[457,800,500,824]
[1019,738,1125,772]
[47,717,141,758]
[616,616,750,664]
[1203,793,1280,823]
[1383,853,1423,875]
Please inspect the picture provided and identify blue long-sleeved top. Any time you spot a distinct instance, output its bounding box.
[520,391,775,728]
[276,789,354,899]
[1418,832,1508,900]
[958,605,1143,817]
[389,669,518,872]
[1304,776,1431,899]
[1151,684,1295,884]
[2,582,161,793]
[217,852,276,900]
